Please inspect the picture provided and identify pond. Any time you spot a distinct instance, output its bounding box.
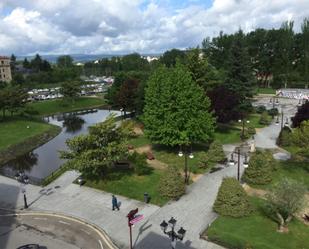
[0,109,120,184]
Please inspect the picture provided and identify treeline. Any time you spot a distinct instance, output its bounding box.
[107,18,309,124]
[11,54,82,87]
[203,19,309,89]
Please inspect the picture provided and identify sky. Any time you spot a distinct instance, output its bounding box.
[0,0,308,55]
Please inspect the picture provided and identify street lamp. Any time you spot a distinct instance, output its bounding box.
[160,217,186,249]
[178,145,194,184]
[15,172,29,209]
[228,147,248,181]
[238,119,250,140]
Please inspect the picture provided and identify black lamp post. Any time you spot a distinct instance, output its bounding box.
[269,97,279,118]
[160,217,186,249]
[238,119,250,141]
[228,148,249,181]
[15,172,29,209]
[178,145,194,185]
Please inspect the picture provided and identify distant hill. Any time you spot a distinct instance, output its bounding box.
[16,53,162,63]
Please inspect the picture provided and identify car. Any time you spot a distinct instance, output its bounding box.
[17,244,40,249]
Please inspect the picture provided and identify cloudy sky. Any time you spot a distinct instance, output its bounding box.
[0,0,308,55]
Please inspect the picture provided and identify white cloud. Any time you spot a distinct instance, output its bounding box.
[0,0,308,55]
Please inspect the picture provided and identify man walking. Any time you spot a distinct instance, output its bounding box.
[112,195,120,211]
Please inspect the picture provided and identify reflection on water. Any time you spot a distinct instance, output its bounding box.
[8,152,38,172]
[0,109,119,184]
[63,115,85,133]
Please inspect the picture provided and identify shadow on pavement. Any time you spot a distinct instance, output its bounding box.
[0,183,19,249]
[134,231,196,249]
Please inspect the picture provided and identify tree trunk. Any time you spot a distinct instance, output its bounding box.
[276,212,285,232]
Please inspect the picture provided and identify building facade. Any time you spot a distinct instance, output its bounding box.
[0,56,12,82]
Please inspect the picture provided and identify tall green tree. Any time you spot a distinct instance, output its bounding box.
[225,31,255,113]
[57,55,74,68]
[60,115,128,179]
[60,81,81,102]
[143,63,215,146]
[160,49,186,67]
[301,18,309,88]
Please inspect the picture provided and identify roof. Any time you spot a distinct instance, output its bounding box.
[0,56,10,59]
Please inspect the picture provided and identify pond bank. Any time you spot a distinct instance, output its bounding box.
[0,124,61,166]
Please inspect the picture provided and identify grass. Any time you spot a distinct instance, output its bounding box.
[205,197,309,249]
[271,161,309,189]
[214,124,242,144]
[0,118,58,151]
[42,165,69,186]
[84,169,168,206]
[256,88,276,95]
[128,135,151,148]
[28,97,106,116]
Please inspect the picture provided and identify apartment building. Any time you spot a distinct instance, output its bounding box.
[0,56,12,82]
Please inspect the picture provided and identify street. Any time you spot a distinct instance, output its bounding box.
[0,209,115,249]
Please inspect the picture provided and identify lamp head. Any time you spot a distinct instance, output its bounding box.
[168,217,177,228]
[178,151,183,157]
[160,220,168,232]
[177,227,186,240]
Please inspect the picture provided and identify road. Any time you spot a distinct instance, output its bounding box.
[0,209,115,249]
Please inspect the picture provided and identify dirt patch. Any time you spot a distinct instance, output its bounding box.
[191,173,203,182]
[133,126,144,136]
[242,183,267,199]
[147,159,167,170]
[135,145,152,154]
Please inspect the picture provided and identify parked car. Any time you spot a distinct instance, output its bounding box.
[17,244,40,249]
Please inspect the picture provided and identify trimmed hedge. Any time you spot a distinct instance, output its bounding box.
[213,177,252,217]
[158,166,185,200]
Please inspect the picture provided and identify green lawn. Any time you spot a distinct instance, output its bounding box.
[28,97,106,116]
[256,88,276,95]
[0,118,57,151]
[214,124,242,144]
[271,161,309,189]
[84,169,168,206]
[206,198,309,249]
[152,144,210,174]
[128,135,151,148]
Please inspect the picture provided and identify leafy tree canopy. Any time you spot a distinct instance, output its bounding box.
[143,63,215,146]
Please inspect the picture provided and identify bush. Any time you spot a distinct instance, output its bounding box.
[242,150,273,185]
[259,111,270,125]
[213,177,252,217]
[292,101,309,127]
[247,125,256,135]
[159,166,185,199]
[276,126,292,146]
[120,120,135,137]
[256,105,266,114]
[268,108,279,117]
[199,141,226,168]
[128,152,152,175]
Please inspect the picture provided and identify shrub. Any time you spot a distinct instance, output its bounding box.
[265,178,306,231]
[259,111,270,125]
[199,141,226,168]
[159,166,185,199]
[292,101,309,127]
[213,177,252,217]
[128,152,152,175]
[247,125,256,135]
[276,126,292,146]
[268,108,279,117]
[256,105,266,114]
[242,150,273,185]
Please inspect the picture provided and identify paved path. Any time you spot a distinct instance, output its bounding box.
[0,96,300,249]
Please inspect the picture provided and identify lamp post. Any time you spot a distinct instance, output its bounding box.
[178,145,194,185]
[238,119,250,141]
[228,147,249,181]
[127,208,139,249]
[160,217,186,249]
[15,172,29,209]
[269,97,279,118]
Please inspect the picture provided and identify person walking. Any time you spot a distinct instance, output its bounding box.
[112,195,119,211]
